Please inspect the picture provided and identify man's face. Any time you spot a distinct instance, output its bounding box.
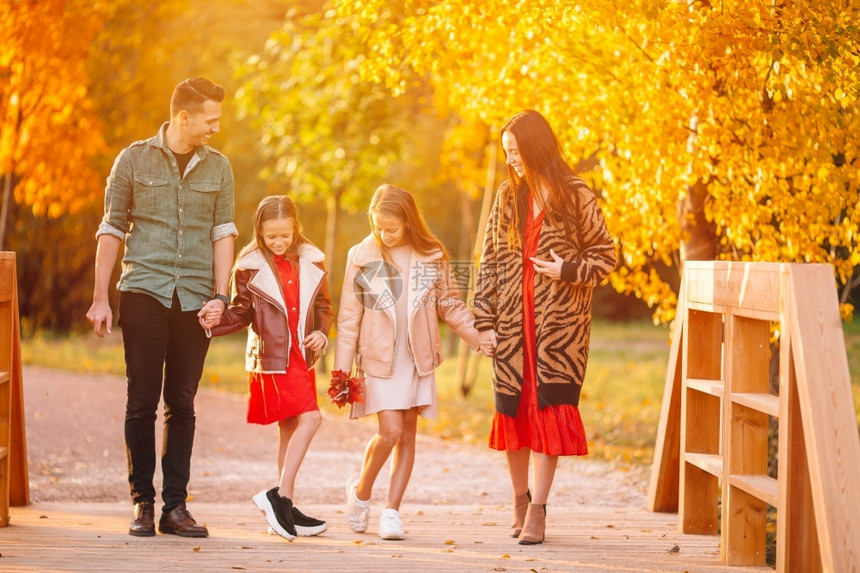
[182,100,222,147]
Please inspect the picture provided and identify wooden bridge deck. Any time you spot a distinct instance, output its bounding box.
[2,501,769,572]
[2,367,774,572]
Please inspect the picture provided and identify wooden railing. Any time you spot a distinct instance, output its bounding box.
[0,252,29,525]
[648,262,860,571]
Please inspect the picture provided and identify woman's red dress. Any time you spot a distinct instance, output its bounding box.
[246,254,318,425]
[488,200,589,455]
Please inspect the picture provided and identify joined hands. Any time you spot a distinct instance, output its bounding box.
[478,328,497,357]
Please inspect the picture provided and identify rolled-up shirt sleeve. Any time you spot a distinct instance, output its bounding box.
[95,149,132,240]
[211,161,238,241]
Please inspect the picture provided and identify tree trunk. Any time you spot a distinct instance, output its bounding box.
[457,128,498,397]
[318,189,342,375]
[0,171,14,251]
[678,179,717,263]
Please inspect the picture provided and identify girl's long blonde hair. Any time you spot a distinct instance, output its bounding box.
[239,195,312,275]
[368,184,450,261]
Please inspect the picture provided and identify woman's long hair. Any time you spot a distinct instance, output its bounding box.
[239,195,312,276]
[368,184,450,261]
[500,110,577,248]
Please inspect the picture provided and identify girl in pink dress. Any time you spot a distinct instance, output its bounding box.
[334,184,494,540]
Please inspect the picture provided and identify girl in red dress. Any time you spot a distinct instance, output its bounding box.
[474,111,617,545]
[202,195,333,541]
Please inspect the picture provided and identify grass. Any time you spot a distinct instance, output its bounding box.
[22,319,860,468]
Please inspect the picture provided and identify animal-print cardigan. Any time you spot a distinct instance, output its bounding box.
[473,177,616,417]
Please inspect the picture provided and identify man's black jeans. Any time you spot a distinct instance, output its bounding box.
[119,290,211,510]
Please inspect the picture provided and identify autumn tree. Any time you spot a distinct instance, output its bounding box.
[233,5,422,280]
[339,0,860,322]
[0,0,106,330]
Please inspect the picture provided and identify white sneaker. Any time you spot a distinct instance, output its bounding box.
[345,473,370,533]
[378,508,406,540]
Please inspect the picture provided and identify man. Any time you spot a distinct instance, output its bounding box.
[86,77,237,538]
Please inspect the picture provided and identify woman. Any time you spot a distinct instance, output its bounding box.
[474,110,616,545]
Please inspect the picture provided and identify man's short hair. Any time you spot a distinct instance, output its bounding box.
[170,77,225,116]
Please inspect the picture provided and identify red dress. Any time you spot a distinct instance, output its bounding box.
[246,255,318,425]
[488,200,589,456]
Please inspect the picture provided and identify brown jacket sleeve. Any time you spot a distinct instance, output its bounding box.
[210,268,256,337]
[312,261,334,337]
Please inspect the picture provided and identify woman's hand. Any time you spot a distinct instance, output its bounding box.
[478,328,497,357]
[302,330,328,352]
[530,248,564,280]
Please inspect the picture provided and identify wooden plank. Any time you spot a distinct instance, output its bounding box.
[731,393,779,418]
[777,337,822,573]
[729,475,778,507]
[683,453,723,477]
[787,264,860,572]
[648,289,684,513]
[684,261,785,315]
[0,258,10,527]
[683,389,721,466]
[685,309,723,381]
[3,502,773,573]
[686,301,725,314]
[686,378,724,398]
[723,303,773,565]
[9,294,28,507]
[680,305,722,536]
[725,485,768,566]
[680,462,720,534]
[724,307,780,322]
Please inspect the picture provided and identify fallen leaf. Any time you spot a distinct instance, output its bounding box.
[669,544,680,554]
[192,546,201,552]
[444,540,456,545]
[500,554,510,559]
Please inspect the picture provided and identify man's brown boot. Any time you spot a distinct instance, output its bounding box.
[129,501,155,537]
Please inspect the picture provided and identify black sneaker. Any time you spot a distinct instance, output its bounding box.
[252,487,297,541]
[291,505,328,536]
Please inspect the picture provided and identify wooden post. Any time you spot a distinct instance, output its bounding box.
[0,252,29,525]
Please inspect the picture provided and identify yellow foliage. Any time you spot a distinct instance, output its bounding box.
[339,0,860,322]
[0,0,106,221]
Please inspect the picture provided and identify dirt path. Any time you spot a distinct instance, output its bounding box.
[23,366,648,510]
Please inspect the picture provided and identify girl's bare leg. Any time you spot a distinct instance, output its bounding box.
[276,416,298,478]
[355,409,405,501]
[386,407,419,510]
[277,410,322,500]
